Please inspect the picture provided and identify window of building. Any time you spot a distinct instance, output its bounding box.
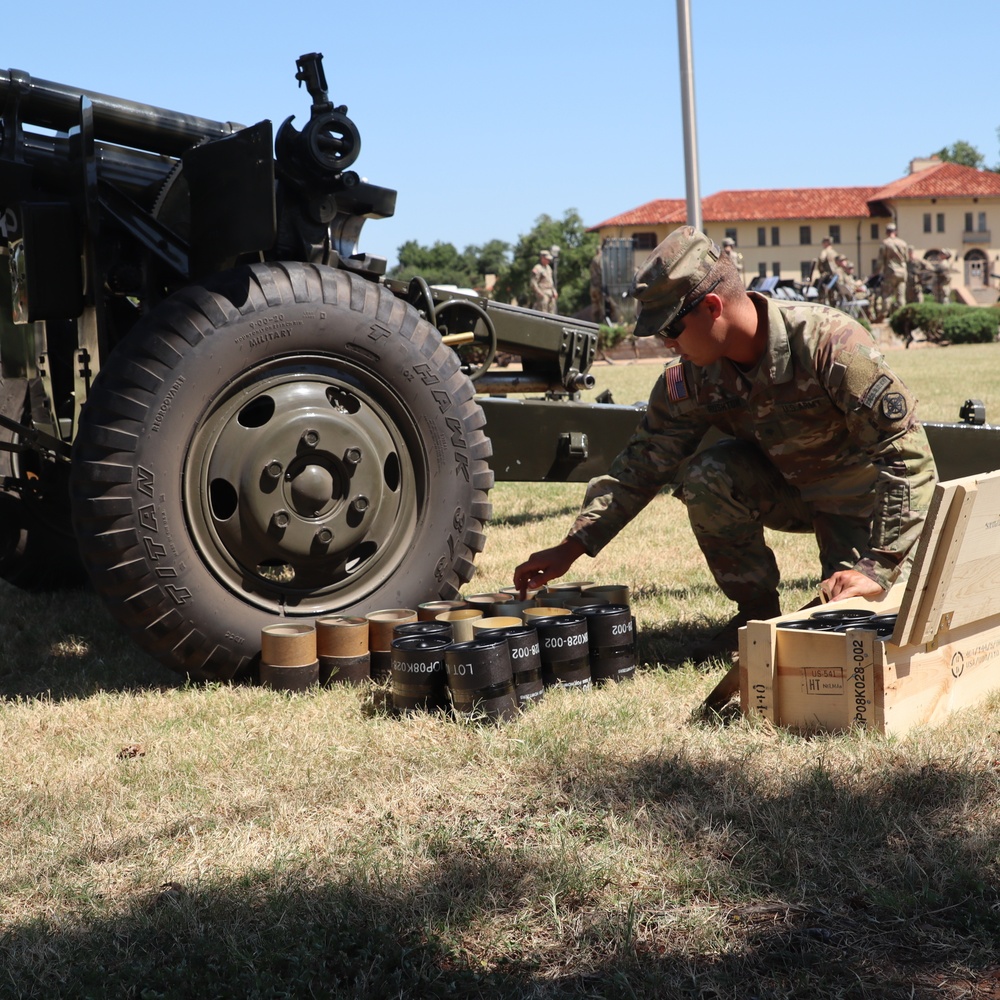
[758,262,767,278]
[772,262,781,277]
[757,227,766,246]
[771,227,780,246]
[725,228,737,245]
[800,261,813,281]
[829,225,841,243]
[923,213,932,233]
[936,213,945,233]
[965,212,974,233]
[800,225,811,245]
[979,211,987,232]
[632,232,657,251]
[871,223,879,240]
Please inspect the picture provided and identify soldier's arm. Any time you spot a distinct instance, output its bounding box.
[566,368,708,556]
[823,338,937,590]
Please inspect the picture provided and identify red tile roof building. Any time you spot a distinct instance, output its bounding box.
[591,160,1000,302]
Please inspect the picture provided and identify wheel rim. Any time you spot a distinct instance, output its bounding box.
[184,355,424,613]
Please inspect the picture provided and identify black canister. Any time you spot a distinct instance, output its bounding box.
[850,613,898,639]
[532,614,592,690]
[444,638,518,722]
[389,635,449,712]
[475,625,544,707]
[319,652,371,685]
[776,619,842,631]
[810,608,875,624]
[574,603,636,684]
[393,620,454,643]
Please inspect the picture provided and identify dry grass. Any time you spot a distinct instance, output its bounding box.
[2,342,1000,998]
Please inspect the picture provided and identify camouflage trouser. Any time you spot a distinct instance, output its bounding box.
[881,273,905,314]
[678,439,871,611]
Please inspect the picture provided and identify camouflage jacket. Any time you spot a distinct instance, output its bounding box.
[568,295,938,590]
[879,236,910,278]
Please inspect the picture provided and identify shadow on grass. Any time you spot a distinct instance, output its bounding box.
[4,751,999,998]
[0,581,181,700]
[634,575,821,670]
[488,504,580,528]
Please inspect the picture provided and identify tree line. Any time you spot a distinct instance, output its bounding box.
[387,209,600,319]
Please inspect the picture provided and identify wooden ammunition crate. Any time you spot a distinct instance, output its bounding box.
[739,470,1000,735]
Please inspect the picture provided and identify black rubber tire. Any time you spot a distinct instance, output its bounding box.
[70,262,493,681]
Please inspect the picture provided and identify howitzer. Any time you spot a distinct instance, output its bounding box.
[0,53,642,680]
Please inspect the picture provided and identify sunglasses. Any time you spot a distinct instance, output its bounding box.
[656,277,722,340]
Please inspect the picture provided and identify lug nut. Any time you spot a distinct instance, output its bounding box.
[301,428,320,448]
[343,447,362,468]
[272,509,290,529]
[350,495,370,515]
[264,460,283,480]
[315,527,333,544]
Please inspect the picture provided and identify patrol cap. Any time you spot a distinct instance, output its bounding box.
[822,235,832,243]
[886,222,897,231]
[629,226,720,337]
[722,237,735,246]
[539,249,552,259]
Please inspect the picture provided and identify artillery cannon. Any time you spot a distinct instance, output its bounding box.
[0,53,642,680]
[1,55,998,682]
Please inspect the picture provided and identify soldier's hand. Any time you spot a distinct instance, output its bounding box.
[513,538,585,597]
[820,569,885,603]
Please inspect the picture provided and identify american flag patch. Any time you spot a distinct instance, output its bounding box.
[665,363,689,403]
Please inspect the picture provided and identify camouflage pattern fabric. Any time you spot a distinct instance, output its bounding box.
[879,234,910,312]
[567,295,938,601]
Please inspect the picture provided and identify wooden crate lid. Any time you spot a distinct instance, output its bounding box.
[894,469,1000,646]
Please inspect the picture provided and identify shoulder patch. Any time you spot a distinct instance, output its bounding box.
[881,391,908,420]
[861,374,892,410]
[664,362,690,403]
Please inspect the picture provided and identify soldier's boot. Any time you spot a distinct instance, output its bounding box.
[689,593,782,663]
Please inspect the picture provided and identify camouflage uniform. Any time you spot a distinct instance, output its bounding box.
[816,242,838,304]
[566,295,938,610]
[878,231,909,314]
[530,259,557,313]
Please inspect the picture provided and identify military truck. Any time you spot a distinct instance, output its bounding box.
[1,54,997,681]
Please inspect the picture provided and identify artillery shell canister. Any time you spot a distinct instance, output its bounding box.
[444,638,518,722]
[582,584,631,605]
[435,608,483,643]
[475,624,544,707]
[418,600,468,622]
[532,614,592,690]
[365,609,418,652]
[473,615,523,635]
[318,652,370,686]
[390,635,450,712]
[393,620,454,643]
[316,616,369,657]
[260,623,317,667]
[574,603,636,683]
[259,658,320,691]
[523,605,570,621]
[489,598,537,619]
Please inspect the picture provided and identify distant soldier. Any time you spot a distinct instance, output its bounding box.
[878,222,909,316]
[906,247,931,302]
[720,237,742,272]
[931,251,954,303]
[530,249,558,314]
[816,236,838,304]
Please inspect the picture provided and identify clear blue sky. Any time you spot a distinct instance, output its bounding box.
[7,2,998,266]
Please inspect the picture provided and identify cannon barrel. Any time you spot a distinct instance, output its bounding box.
[1,68,245,157]
[14,131,177,199]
